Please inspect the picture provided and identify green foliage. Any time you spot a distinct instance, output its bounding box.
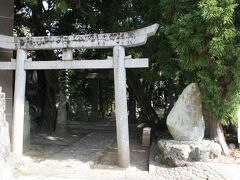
[56,0,70,11]
[22,0,37,5]
[15,0,240,126]
[162,0,240,124]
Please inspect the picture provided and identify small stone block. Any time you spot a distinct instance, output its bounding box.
[142,127,151,147]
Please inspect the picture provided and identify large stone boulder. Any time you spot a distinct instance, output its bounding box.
[158,140,222,167]
[167,83,205,141]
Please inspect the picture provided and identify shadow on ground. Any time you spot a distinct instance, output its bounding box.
[23,131,149,172]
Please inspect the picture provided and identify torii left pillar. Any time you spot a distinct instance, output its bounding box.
[12,49,27,156]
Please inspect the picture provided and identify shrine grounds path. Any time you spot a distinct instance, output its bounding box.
[13,132,240,180]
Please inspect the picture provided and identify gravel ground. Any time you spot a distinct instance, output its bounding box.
[150,142,240,180]
[153,162,225,180]
[25,132,116,169]
[13,132,240,180]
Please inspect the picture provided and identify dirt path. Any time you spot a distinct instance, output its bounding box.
[17,132,152,179]
[22,132,115,170]
[14,132,240,180]
[93,137,149,171]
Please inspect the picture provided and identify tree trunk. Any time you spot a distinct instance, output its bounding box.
[126,70,160,125]
[209,113,229,155]
[128,87,137,123]
[42,70,58,132]
[36,51,59,132]
[99,81,104,119]
[30,1,59,132]
[90,79,99,121]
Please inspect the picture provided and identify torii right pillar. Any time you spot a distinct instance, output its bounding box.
[113,45,130,168]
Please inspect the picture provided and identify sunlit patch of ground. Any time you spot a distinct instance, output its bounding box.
[23,132,87,162]
[94,137,149,171]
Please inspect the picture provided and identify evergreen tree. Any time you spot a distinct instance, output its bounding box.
[160,0,240,153]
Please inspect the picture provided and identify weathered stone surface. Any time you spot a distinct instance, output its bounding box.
[0,90,5,113]
[0,162,13,180]
[24,100,30,145]
[0,89,10,162]
[167,83,205,141]
[158,140,222,167]
[142,127,151,147]
[0,88,13,178]
[0,113,10,162]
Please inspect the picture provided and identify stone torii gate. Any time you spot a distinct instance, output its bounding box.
[0,24,159,168]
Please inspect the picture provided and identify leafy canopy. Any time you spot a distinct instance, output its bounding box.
[161,0,240,124]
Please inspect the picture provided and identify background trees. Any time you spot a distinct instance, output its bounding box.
[14,0,240,147]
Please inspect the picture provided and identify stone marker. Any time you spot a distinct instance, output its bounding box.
[167,83,205,141]
[142,127,151,147]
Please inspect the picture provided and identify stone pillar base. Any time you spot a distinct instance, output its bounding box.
[158,139,222,167]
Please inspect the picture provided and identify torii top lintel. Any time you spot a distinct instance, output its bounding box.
[0,24,159,50]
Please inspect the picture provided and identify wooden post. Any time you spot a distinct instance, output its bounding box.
[113,45,130,168]
[12,49,27,156]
